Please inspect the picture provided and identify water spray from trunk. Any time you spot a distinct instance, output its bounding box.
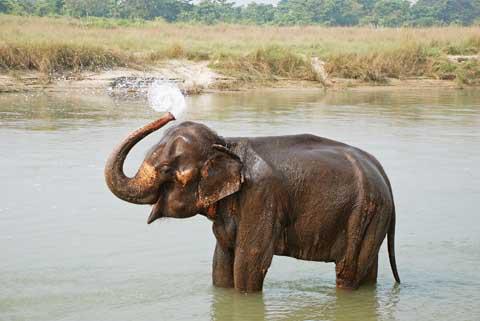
[148,80,187,119]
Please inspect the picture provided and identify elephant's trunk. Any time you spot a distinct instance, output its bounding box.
[104,113,175,204]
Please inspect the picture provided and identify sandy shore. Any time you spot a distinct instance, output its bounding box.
[0,59,464,96]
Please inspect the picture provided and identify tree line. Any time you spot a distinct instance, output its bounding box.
[1,0,479,26]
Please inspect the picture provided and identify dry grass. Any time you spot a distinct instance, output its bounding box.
[0,43,128,73]
[212,46,317,81]
[325,44,434,82]
[0,15,479,82]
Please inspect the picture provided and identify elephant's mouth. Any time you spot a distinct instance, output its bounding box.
[147,195,163,224]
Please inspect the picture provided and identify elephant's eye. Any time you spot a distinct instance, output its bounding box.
[159,165,173,176]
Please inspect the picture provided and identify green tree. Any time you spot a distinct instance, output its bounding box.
[412,0,480,25]
[440,0,478,25]
[5,0,35,15]
[241,3,275,24]
[179,0,238,24]
[274,0,321,25]
[64,0,115,17]
[409,0,438,26]
[318,0,362,26]
[54,0,65,13]
[1,0,479,27]
[357,0,376,13]
[0,0,14,13]
[411,0,479,26]
[33,0,65,16]
[117,0,190,21]
[367,0,410,27]
[274,0,362,26]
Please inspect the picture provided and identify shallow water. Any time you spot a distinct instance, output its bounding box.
[1,88,479,321]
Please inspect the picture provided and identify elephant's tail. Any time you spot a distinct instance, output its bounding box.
[388,207,401,283]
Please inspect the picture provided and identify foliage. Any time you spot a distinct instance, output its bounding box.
[178,0,239,24]
[0,15,479,85]
[241,3,275,25]
[411,0,480,26]
[364,0,411,27]
[1,0,480,26]
[318,0,362,26]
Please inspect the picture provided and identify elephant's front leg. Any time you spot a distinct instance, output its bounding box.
[230,179,284,292]
[212,242,234,288]
[233,246,274,292]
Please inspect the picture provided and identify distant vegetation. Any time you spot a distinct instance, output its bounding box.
[0,15,479,85]
[1,0,480,27]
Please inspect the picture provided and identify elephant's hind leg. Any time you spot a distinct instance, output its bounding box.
[356,210,390,286]
[359,254,378,286]
[335,206,369,289]
[335,207,390,289]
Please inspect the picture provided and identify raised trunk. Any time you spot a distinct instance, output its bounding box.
[104,113,175,204]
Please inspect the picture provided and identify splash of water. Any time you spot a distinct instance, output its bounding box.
[147,80,187,119]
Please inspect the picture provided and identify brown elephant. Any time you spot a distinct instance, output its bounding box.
[105,113,400,292]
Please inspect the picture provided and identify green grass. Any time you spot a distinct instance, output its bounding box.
[0,15,479,83]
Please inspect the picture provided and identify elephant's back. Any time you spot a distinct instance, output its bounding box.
[248,134,385,191]
[247,134,391,195]
[242,134,394,221]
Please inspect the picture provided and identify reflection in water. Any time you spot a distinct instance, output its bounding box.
[3,88,479,131]
[1,88,479,321]
[189,88,480,124]
[210,283,401,321]
[0,92,156,130]
[211,288,266,321]
[331,287,380,321]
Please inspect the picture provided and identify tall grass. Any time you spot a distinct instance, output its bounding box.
[325,44,434,82]
[212,47,317,81]
[0,43,128,73]
[0,15,479,83]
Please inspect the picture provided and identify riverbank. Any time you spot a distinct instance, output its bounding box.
[0,63,466,96]
[0,57,472,96]
[1,15,479,93]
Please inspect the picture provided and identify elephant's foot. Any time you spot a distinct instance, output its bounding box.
[335,253,379,289]
[213,278,234,288]
[232,251,271,292]
[336,259,378,289]
[233,271,266,292]
[335,259,360,289]
[335,277,360,290]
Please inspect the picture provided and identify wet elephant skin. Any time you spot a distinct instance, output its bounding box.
[105,113,400,292]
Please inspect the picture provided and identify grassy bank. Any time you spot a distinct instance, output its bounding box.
[1,15,479,85]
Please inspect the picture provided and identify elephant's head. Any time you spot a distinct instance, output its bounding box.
[104,113,243,224]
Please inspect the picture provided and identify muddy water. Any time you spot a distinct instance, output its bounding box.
[1,88,479,321]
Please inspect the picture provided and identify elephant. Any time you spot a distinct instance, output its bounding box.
[105,112,400,292]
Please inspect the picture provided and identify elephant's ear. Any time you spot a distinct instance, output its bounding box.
[198,144,243,207]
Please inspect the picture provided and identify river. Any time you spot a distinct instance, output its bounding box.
[1,88,479,321]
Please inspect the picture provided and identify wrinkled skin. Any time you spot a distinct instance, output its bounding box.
[105,113,400,292]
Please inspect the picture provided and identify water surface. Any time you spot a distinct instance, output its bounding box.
[1,88,479,321]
